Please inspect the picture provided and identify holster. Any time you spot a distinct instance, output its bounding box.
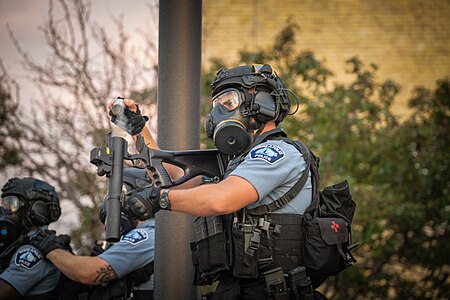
[261,267,289,300]
[231,224,261,278]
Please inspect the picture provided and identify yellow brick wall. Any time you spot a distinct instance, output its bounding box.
[202,0,450,115]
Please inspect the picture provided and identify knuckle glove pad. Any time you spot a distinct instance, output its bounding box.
[30,229,65,256]
[56,234,72,251]
[125,187,160,221]
[90,242,105,256]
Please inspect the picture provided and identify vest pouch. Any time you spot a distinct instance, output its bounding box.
[320,180,356,223]
[232,225,260,278]
[208,231,229,269]
[304,217,348,275]
[206,217,229,270]
[191,217,230,285]
[190,241,210,286]
[192,217,211,273]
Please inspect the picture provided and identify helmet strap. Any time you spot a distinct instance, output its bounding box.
[253,123,266,141]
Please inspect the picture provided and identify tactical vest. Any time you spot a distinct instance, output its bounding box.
[191,129,317,285]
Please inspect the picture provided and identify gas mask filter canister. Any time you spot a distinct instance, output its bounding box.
[205,89,252,155]
[212,119,251,155]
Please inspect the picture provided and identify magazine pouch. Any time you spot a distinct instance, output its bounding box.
[191,216,230,285]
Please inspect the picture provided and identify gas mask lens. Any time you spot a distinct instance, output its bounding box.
[0,195,24,215]
[212,89,241,111]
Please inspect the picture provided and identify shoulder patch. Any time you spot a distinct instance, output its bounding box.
[15,247,43,269]
[121,229,148,245]
[250,144,285,164]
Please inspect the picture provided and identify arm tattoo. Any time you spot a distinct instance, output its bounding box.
[94,264,117,284]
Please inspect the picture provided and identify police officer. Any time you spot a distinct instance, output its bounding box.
[30,167,155,300]
[0,177,62,300]
[109,64,319,299]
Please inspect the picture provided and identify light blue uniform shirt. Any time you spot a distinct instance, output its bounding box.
[0,228,60,296]
[230,139,312,214]
[99,218,155,290]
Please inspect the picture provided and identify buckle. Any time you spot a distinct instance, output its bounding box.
[258,218,270,231]
[249,228,261,251]
[244,226,261,256]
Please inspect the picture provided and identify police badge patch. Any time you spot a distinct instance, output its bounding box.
[250,144,285,164]
[15,247,43,269]
[121,229,148,245]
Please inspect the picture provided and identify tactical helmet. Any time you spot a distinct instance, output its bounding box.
[210,64,291,125]
[1,177,61,229]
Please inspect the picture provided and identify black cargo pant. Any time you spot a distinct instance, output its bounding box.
[212,274,267,300]
[211,274,328,300]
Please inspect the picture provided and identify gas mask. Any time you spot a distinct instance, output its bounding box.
[1,177,61,249]
[0,195,26,247]
[204,88,254,155]
[206,64,293,155]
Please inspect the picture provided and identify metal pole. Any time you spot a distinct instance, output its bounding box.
[156,0,202,299]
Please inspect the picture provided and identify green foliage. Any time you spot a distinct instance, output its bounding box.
[202,22,449,299]
[130,88,157,105]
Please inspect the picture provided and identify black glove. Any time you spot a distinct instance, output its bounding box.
[57,234,72,251]
[109,98,148,135]
[30,229,71,256]
[123,187,161,221]
[90,240,108,256]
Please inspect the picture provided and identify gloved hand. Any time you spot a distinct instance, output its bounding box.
[123,187,161,221]
[109,97,148,135]
[57,234,72,251]
[90,240,108,256]
[30,229,71,256]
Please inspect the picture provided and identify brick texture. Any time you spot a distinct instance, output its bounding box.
[202,0,450,115]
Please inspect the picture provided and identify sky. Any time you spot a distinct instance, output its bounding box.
[0,0,156,100]
[0,0,158,233]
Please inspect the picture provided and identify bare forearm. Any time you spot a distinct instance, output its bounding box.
[132,125,158,149]
[46,249,116,285]
[169,184,221,216]
[169,176,258,216]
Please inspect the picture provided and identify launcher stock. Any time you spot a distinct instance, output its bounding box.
[90,134,227,241]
